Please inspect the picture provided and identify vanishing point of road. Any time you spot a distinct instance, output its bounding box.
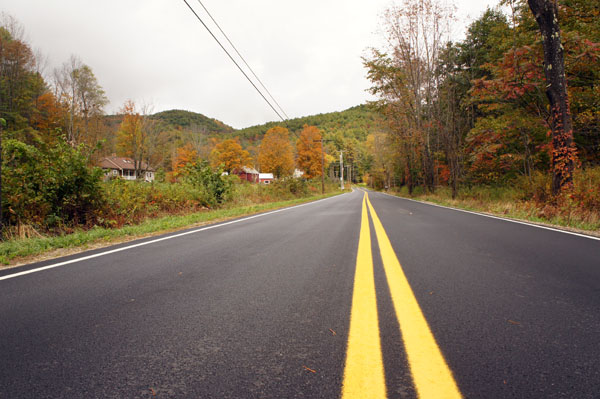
[1,189,599,398]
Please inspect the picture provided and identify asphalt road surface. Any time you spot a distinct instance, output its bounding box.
[1,189,598,398]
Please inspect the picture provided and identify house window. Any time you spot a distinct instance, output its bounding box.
[264,180,270,184]
[112,170,117,176]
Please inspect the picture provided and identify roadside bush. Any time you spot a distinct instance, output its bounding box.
[269,178,308,197]
[100,180,208,227]
[570,167,600,213]
[1,138,104,235]
[181,161,233,206]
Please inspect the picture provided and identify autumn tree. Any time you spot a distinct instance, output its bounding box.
[258,126,294,178]
[172,143,199,178]
[296,125,323,178]
[0,15,48,133]
[53,55,107,146]
[116,100,149,178]
[374,0,455,191]
[366,132,398,189]
[210,139,252,173]
[527,0,577,194]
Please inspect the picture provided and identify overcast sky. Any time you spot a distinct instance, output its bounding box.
[4,0,500,129]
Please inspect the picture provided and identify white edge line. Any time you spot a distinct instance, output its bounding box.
[0,193,351,281]
[376,191,600,241]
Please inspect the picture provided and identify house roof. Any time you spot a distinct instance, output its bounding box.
[234,166,259,175]
[259,173,274,179]
[98,156,154,171]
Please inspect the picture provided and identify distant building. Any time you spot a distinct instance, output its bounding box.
[98,156,155,182]
[259,173,274,184]
[293,169,305,178]
[232,166,259,183]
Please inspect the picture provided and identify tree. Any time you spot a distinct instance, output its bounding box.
[53,56,107,146]
[383,0,455,190]
[365,132,398,190]
[258,126,294,178]
[0,16,47,131]
[172,143,199,178]
[527,0,577,194]
[116,100,148,179]
[210,139,252,173]
[296,125,323,179]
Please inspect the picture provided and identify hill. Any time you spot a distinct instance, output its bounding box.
[152,110,235,135]
[234,104,382,143]
[103,110,235,136]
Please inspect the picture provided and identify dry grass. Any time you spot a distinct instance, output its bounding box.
[389,168,600,235]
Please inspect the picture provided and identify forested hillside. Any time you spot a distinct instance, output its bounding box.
[236,105,380,142]
[152,110,234,134]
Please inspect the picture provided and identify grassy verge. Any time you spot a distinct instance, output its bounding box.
[385,185,600,235]
[0,191,343,267]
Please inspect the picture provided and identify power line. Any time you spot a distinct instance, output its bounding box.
[181,0,286,122]
[195,0,289,120]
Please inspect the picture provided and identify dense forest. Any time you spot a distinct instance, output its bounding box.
[1,0,599,238]
[360,0,599,229]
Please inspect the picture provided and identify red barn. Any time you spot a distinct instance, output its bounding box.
[233,166,259,183]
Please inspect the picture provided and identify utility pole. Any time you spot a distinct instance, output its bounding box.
[340,151,344,190]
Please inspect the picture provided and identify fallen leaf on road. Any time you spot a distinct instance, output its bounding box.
[508,320,521,325]
[429,291,434,295]
[303,365,317,373]
[150,387,156,396]
[329,329,337,336]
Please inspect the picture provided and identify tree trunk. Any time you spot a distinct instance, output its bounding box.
[527,0,576,195]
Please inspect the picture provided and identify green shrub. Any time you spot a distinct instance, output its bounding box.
[181,161,233,206]
[1,138,104,232]
[100,180,208,226]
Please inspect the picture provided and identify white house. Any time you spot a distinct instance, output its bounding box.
[98,156,155,182]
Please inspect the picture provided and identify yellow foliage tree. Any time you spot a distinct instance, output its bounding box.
[210,139,252,173]
[296,125,323,179]
[258,126,295,178]
[116,100,147,178]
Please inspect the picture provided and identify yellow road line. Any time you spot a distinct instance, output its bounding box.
[342,194,387,399]
[366,193,462,399]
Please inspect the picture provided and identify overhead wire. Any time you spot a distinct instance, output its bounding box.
[195,0,289,120]
[181,0,286,122]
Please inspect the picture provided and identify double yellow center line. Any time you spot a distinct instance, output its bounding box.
[342,192,462,399]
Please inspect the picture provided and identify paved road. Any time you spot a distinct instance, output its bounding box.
[0,189,598,398]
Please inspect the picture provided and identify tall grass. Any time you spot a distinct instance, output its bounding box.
[391,167,600,233]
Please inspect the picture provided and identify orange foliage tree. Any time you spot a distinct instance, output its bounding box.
[31,92,66,144]
[210,139,252,173]
[258,126,294,178]
[296,125,323,178]
[172,143,199,178]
